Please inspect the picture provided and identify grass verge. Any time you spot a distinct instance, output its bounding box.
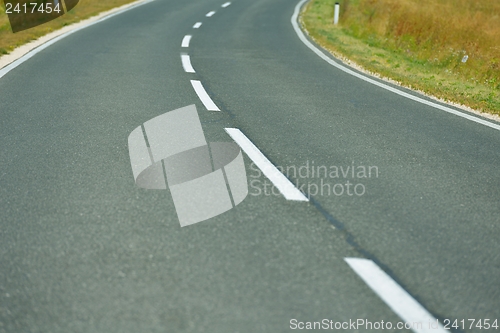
[301,0,500,117]
[0,0,138,56]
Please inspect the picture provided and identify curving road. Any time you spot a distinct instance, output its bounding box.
[0,0,499,332]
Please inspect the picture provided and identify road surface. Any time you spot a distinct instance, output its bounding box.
[1,0,499,332]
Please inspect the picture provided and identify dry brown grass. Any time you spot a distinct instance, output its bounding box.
[302,0,500,115]
[341,0,500,83]
[0,0,137,55]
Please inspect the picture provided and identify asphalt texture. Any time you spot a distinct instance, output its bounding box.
[0,0,499,332]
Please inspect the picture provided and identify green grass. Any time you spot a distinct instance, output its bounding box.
[301,0,500,116]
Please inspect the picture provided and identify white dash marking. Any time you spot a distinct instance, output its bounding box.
[206,10,216,17]
[345,258,447,333]
[181,35,192,48]
[190,80,220,111]
[224,128,309,202]
[193,22,202,29]
[181,54,195,73]
[221,2,231,7]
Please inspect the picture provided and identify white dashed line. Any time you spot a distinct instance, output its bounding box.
[224,128,309,202]
[221,2,231,7]
[206,10,216,17]
[190,80,220,111]
[291,0,500,132]
[181,54,195,73]
[345,258,447,333]
[181,35,192,48]
[193,22,202,29]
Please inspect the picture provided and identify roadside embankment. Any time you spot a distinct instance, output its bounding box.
[0,0,139,67]
[301,0,500,117]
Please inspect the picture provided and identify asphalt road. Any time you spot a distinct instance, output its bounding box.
[0,0,499,332]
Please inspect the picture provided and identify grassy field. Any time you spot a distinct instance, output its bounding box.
[0,0,137,55]
[302,0,500,116]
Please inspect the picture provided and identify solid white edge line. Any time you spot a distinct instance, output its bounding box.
[206,11,216,17]
[0,0,156,80]
[181,35,192,48]
[345,258,447,333]
[193,22,202,29]
[224,128,309,202]
[181,54,195,73]
[190,80,220,111]
[222,2,231,7]
[291,0,500,132]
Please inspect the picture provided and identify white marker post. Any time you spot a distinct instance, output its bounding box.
[333,2,340,25]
